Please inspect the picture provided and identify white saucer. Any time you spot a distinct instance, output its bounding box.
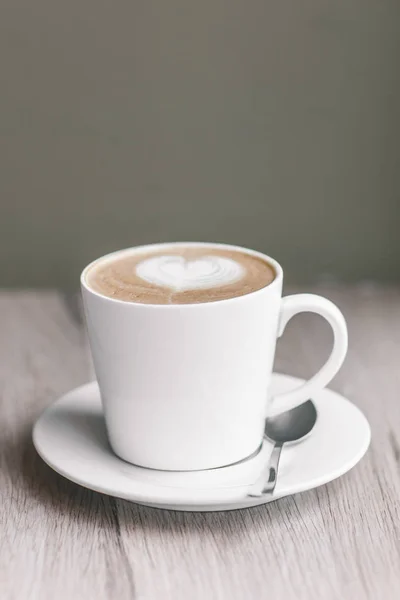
[33,373,371,511]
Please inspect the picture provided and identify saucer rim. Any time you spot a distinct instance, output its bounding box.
[33,373,371,510]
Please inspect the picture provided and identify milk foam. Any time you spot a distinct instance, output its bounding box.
[135,255,245,291]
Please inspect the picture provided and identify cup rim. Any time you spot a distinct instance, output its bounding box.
[81,241,283,308]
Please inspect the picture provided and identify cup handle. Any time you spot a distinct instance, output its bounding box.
[268,294,348,418]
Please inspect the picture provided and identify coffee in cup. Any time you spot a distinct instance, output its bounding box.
[85,244,276,305]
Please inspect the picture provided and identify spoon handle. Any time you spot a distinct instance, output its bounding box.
[248,441,283,497]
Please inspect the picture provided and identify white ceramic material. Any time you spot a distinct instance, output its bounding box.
[33,374,371,512]
[81,242,348,471]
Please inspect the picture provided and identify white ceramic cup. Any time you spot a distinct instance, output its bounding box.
[81,242,348,471]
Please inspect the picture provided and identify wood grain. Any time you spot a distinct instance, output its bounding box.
[1,286,399,600]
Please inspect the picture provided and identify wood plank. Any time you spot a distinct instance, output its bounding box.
[0,292,134,600]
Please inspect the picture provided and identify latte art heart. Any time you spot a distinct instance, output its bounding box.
[136,255,245,291]
[86,244,276,304]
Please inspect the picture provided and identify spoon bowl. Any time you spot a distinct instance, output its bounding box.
[265,400,317,443]
[249,400,317,497]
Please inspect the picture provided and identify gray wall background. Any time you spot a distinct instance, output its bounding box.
[1,0,399,287]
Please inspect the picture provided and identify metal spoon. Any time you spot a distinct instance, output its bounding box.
[248,400,317,497]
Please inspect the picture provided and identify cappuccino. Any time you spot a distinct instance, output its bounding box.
[85,244,276,304]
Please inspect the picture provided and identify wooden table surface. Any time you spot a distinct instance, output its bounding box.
[1,287,399,600]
